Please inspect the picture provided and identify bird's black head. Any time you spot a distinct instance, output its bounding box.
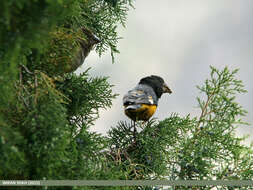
[139,75,172,98]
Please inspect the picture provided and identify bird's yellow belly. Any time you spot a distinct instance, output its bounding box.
[124,104,157,121]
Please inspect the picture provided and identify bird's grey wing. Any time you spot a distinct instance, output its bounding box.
[123,88,154,106]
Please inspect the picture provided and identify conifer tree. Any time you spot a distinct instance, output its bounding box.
[108,66,253,189]
[0,1,252,190]
[0,0,132,183]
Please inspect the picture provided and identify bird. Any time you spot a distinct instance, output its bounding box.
[70,27,101,73]
[123,75,172,134]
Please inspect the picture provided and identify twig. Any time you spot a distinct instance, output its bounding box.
[197,91,215,129]
[20,64,34,75]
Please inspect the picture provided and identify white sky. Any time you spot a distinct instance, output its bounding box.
[77,0,253,144]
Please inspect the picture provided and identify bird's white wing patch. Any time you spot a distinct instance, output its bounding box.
[148,95,154,104]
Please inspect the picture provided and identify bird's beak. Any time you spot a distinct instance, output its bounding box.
[92,34,101,44]
[162,83,172,94]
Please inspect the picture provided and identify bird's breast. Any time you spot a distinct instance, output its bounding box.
[124,104,157,121]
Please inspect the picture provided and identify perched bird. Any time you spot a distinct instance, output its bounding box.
[70,27,101,73]
[123,75,172,123]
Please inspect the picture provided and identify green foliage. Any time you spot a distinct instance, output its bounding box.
[0,0,133,126]
[107,117,191,180]
[23,0,134,76]
[78,0,134,62]
[0,0,76,53]
[0,69,117,188]
[0,0,77,128]
[0,1,252,190]
[0,1,133,188]
[56,69,118,128]
[32,27,84,75]
[107,66,252,189]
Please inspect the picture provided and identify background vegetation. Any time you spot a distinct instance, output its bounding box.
[0,0,252,189]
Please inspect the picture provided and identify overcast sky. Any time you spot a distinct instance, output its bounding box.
[77,0,253,144]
